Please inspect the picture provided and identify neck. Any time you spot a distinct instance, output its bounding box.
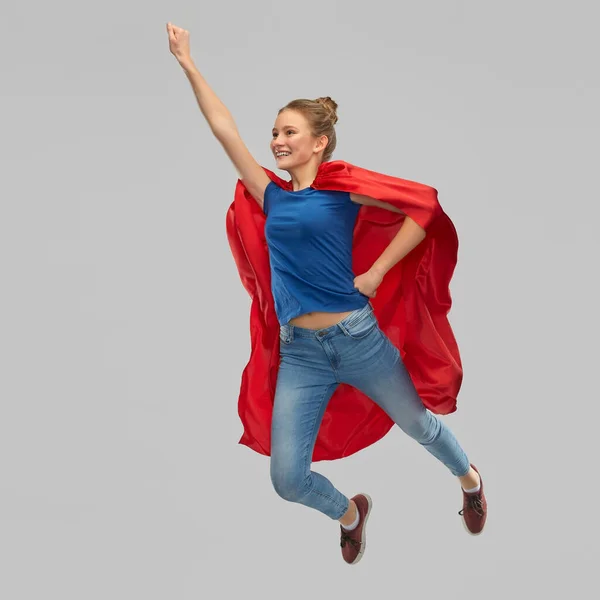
[288,160,321,191]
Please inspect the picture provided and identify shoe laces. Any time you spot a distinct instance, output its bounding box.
[340,530,360,548]
[459,492,485,517]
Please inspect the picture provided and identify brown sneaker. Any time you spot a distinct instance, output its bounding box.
[458,464,487,535]
[340,493,372,565]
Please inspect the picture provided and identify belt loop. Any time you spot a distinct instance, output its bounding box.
[289,324,295,342]
[337,320,350,336]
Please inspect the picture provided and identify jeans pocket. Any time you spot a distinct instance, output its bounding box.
[344,313,377,339]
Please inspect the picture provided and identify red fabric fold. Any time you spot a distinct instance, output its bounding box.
[225,160,462,461]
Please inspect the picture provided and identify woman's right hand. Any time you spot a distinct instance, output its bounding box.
[167,22,193,67]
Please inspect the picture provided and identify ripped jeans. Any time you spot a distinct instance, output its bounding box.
[270,302,471,520]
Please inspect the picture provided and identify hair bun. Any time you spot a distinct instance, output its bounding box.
[315,96,339,125]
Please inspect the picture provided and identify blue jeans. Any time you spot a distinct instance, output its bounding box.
[270,302,471,520]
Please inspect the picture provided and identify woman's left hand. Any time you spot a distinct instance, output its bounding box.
[353,268,384,298]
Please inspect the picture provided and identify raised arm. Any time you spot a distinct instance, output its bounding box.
[167,23,270,209]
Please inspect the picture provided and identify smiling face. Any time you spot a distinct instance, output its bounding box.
[271,110,328,169]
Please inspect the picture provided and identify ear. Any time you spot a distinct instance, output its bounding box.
[315,135,329,152]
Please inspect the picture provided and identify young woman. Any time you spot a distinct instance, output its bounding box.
[167,22,487,565]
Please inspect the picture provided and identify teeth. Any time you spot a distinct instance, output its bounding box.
[276,152,291,157]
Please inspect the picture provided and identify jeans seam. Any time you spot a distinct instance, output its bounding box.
[306,483,348,518]
[300,381,346,516]
[303,382,337,468]
[373,328,401,369]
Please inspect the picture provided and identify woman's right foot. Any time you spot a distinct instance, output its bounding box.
[339,493,372,565]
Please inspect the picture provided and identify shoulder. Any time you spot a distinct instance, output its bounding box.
[349,192,406,215]
[267,180,289,194]
[262,180,281,216]
[349,192,376,205]
[265,180,282,197]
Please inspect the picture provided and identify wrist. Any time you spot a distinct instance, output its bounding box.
[370,263,388,278]
[179,58,197,73]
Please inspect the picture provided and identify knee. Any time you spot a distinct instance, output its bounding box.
[270,461,309,503]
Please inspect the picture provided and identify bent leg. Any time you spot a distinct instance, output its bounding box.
[270,357,349,519]
[342,331,471,477]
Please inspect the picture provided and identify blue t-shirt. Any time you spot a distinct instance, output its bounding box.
[263,180,369,325]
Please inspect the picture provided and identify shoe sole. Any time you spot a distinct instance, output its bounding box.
[348,493,372,565]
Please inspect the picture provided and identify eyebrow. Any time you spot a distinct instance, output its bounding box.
[272,125,298,131]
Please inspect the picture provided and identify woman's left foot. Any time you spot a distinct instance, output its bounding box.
[458,464,487,535]
[340,493,372,565]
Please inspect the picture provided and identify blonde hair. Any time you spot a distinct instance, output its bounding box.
[277,96,339,163]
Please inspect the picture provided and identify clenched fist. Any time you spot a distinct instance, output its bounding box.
[167,22,192,65]
[353,268,384,299]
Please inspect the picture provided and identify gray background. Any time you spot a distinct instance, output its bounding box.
[1,0,598,598]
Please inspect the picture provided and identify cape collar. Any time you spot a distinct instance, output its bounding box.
[271,160,352,192]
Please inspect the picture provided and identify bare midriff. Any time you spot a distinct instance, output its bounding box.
[288,310,354,330]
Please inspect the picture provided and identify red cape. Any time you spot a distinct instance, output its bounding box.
[225,160,462,462]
